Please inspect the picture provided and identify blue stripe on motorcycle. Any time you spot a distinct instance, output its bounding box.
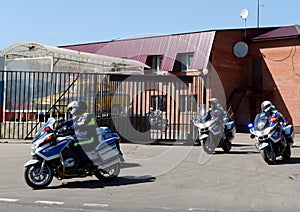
[38,140,70,160]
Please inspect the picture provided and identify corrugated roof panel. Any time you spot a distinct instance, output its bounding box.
[191,31,215,69]
[61,31,216,71]
[252,25,300,41]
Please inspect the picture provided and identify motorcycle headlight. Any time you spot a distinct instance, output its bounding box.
[31,143,38,155]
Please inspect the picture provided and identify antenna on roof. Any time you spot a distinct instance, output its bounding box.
[240,9,248,38]
[257,0,264,28]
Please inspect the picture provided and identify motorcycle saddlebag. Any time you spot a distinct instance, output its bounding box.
[96,133,120,161]
[96,127,111,134]
[97,143,119,161]
[283,125,294,138]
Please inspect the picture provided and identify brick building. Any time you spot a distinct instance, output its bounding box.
[62,25,300,132]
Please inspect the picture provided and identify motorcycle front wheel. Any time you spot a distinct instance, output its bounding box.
[222,140,232,153]
[94,163,120,182]
[282,145,291,160]
[201,135,216,154]
[262,146,276,165]
[24,163,53,189]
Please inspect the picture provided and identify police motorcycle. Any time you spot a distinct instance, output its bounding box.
[248,112,294,165]
[24,117,122,189]
[147,108,168,132]
[193,105,235,154]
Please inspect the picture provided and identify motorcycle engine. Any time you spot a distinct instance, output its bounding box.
[63,158,75,168]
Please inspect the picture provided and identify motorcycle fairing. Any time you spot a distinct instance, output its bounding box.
[199,133,209,140]
[259,142,269,150]
[269,130,281,143]
[36,138,72,161]
[210,123,221,135]
[24,159,40,167]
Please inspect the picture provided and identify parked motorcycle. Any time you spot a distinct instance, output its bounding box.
[24,117,122,189]
[248,112,294,165]
[147,108,168,132]
[193,105,235,154]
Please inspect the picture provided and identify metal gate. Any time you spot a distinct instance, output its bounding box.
[0,71,207,143]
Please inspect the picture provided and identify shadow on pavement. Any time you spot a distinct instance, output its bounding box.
[276,157,300,165]
[232,143,255,147]
[45,175,156,190]
[214,150,259,155]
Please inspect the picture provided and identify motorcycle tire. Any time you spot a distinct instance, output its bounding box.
[24,163,53,189]
[282,145,291,160]
[222,141,232,153]
[261,146,276,165]
[94,163,120,182]
[201,135,216,154]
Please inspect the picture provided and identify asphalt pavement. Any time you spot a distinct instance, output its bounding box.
[1,133,300,211]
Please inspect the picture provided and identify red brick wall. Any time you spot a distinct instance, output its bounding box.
[259,40,300,132]
[210,29,263,131]
[209,28,300,132]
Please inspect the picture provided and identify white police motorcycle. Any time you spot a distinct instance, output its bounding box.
[193,105,235,154]
[24,117,122,189]
[147,108,168,132]
[248,112,294,165]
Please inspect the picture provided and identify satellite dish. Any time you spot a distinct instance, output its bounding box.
[240,9,249,20]
[233,41,248,58]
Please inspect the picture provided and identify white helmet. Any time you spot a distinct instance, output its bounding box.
[67,101,87,116]
[261,100,273,113]
[209,98,219,108]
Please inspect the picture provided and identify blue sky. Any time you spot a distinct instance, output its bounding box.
[0,0,299,50]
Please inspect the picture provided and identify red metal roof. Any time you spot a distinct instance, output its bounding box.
[252,25,300,41]
[61,31,215,71]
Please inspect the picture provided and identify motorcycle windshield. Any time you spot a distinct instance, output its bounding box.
[33,117,56,140]
[197,104,209,122]
[254,112,269,131]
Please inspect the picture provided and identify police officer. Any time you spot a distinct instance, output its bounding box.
[208,98,226,120]
[64,101,98,169]
[261,100,294,144]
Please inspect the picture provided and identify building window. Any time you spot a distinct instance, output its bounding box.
[146,55,163,72]
[151,95,167,112]
[179,95,197,113]
[175,53,194,72]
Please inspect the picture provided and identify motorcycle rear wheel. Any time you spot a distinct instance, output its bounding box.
[24,163,53,189]
[95,163,120,182]
[262,147,276,165]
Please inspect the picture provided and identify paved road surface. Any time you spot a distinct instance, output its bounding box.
[0,134,300,211]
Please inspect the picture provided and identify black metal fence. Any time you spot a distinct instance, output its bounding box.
[0,70,206,143]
